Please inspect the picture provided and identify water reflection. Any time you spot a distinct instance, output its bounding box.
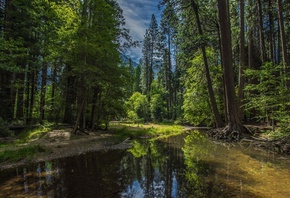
[1,131,290,197]
[122,137,187,197]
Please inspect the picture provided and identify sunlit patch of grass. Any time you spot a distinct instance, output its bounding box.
[110,122,186,140]
[111,125,150,140]
[0,145,46,163]
[15,123,54,144]
[149,125,186,140]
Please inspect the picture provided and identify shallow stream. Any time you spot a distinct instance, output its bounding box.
[1,130,290,197]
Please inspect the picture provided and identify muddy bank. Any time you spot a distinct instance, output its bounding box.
[0,130,132,171]
[207,125,290,154]
[1,124,290,171]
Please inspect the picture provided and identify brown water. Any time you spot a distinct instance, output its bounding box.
[1,131,290,197]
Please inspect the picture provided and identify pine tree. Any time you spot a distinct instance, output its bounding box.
[141,14,160,95]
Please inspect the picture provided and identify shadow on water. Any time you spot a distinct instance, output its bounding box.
[1,130,290,197]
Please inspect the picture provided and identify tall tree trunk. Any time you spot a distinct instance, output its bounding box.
[90,92,97,130]
[257,0,267,64]
[217,23,228,123]
[277,23,281,65]
[190,0,224,128]
[268,0,275,63]
[25,67,30,124]
[28,65,37,124]
[16,73,25,119]
[63,65,75,124]
[218,0,242,134]
[50,64,57,121]
[238,0,245,121]
[40,62,47,123]
[167,33,173,119]
[248,25,260,121]
[277,0,289,86]
[72,98,85,134]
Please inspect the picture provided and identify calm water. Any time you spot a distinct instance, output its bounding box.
[1,131,290,197]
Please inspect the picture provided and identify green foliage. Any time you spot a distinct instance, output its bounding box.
[0,145,45,163]
[149,80,167,122]
[0,37,27,73]
[182,131,216,195]
[111,126,149,140]
[183,48,223,126]
[111,123,185,140]
[16,123,53,143]
[126,92,149,122]
[0,118,14,137]
[244,62,290,127]
[45,84,64,121]
[150,94,166,122]
[128,141,148,157]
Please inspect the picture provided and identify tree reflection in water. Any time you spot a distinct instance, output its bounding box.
[2,130,290,197]
[0,133,220,197]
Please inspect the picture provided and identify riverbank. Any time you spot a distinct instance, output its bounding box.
[0,129,132,170]
[1,123,290,170]
[0,123,186,170]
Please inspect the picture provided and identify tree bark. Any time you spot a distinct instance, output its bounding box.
[277,0,289,86]
[72,98,85,134]
[16,73,24,119]
[238,0,245,121]
[40,62,47,123]
[268,0,275,63]
[50,64,57,121]
[63,65,75,124]
[217,0,242,132]
[257,0,267,64]
[190,0,224,128]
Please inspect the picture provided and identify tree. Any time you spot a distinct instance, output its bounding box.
[126,92,148,122]
[277,0,289,87]
[141,14,160,95]
[133,64,142,93]
[244,63,289,127]
[190,0,224,128]
[217,0,244,137]
[238,0,245,120]
[183,48,223,126]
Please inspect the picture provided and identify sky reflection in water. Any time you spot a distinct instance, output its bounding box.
[1,131,290,197]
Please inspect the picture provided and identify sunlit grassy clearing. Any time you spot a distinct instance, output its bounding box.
[15,124,54,144]
[110,122,186,140]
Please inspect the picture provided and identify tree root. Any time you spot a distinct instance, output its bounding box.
[208,124,249,142]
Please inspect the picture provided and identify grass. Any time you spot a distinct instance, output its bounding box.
[0,144,46,163]
[15,123,54,144]
[110,122,186,140]
[0,123,54,163]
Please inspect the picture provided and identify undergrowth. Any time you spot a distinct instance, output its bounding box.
[0,145,46,163]
[15,123,54,144]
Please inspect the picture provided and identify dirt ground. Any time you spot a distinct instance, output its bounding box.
[0,129,132,170]
[1,124,290,170]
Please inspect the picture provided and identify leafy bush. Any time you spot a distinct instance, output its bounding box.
[244,62,290,126]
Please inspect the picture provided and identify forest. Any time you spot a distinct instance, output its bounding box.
[1,0,290,141]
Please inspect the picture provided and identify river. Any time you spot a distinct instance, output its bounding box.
[1,130,290,197]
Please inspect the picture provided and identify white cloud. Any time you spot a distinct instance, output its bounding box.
[117,0,161,62]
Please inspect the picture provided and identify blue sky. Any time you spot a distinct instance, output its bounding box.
[117,0,161,62]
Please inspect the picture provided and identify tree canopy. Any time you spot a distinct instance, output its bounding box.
[1,0,290,140]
